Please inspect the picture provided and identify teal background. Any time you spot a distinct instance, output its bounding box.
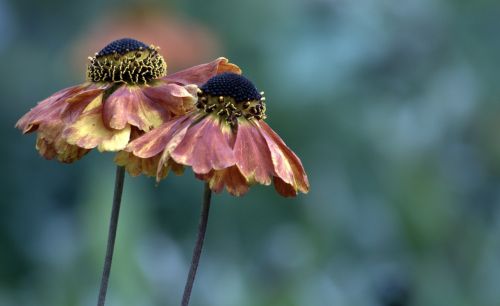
[1,0,500,305]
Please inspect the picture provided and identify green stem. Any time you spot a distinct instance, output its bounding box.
[97,166,125,306]
[181,182,212,306]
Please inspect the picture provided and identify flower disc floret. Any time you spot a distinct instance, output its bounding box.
[87,38,167,85]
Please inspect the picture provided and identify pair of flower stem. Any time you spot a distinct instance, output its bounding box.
[16,38,309,305]
[98,167,208,306]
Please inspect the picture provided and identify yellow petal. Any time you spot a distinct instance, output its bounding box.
[63,95,131,151]
[97,124,131,152]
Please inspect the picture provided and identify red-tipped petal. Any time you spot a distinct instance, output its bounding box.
[61,88,105,124]
[233,121,274,185]
[16,84,90,133]
[171,116,236,174]
[126,114,193,159]
[103,86,170,132]
[164,57,242,86]
[258,121,310,195]
[142,82,196,116]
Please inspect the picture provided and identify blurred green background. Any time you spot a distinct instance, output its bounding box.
[2,0,500,305]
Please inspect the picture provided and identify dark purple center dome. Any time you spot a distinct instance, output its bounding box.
[200,73,262,103]
[97,38,149,57]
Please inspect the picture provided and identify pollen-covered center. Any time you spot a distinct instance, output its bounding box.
[196,73,266,126]
[87,38,167,85]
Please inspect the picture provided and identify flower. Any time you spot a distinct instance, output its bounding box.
[15,38,240,171]
[126,72,309,197]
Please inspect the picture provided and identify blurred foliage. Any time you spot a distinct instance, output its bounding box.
[1,0,500,305]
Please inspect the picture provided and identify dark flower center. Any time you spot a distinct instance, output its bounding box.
[200,72,262,102]
[196,73,266,126]
[87,38,167,85]
[96,38,149,57]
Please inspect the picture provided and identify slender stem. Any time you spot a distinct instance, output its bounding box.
[97,166,126,306]
[181,182,213,306]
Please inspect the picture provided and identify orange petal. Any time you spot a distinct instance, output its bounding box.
[16,84,90,133]
[63,95,131,151]
[142,82,197,116]
[273,177,299,197]
[196,166,249,196]
[164,57,242,86]
[258,121,310,195]
[233,121,274,185]
[103,86,170,132]
[126,114,193,158]
[36,134,57,160]
[171,115,236,174]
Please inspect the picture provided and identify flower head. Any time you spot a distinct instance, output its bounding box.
[87,38,167,85]
[16,38,240,171]
[126,72,309,197]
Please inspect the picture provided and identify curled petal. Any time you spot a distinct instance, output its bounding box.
[233,121,274,185]
[103,86,170,132]
[273,177,299,198]
[62,87,106,124]
[171,115,236,174]
[63,95,131,151]
[115,151,166,178]
[16,84,91,133]
[154,156,184,181]
[164,57,242,86]
[258,121,310,195]
[36,121,90,163]
[196,166,249,196]
[155,152,185,181]
[142,82,197,116]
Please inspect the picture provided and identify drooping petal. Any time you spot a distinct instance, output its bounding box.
[233,121,274,185]
[126,114,193,159]
[155,122,192,180]
[171,115,236,174]
[36,121,90,163]
[196,166,249,196]
[142,82,197,116]
[273,177,299,197]
[152,150,185,181]
[115,150,164,178]
[258,121,310,195]
[15,84,92,133]
[63,95,131,151]
[103,85,170,132]
[61,87,106,124]
[164,57,242,86]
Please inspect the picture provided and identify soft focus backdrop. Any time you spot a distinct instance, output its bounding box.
[2,0,500,305]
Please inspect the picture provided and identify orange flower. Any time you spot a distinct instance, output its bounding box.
[15,38,240,174]
[126,72,309,197]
